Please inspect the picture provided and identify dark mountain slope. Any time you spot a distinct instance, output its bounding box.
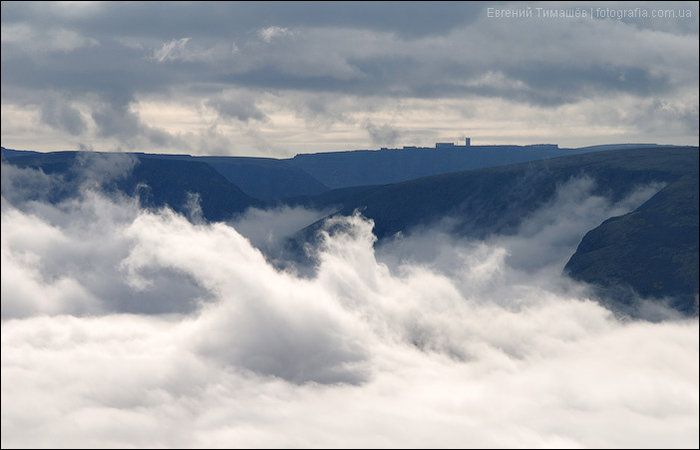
[197,156,329,201]
[120,157,261,221]
[285,145,609,189]
[296,147,697,240]
[286,147,698,315]
[564,172,699,315]
[129,153,330,201]
[2,150,260,221]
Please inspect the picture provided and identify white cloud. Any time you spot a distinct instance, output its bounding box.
[1,178,698,447]
[258,26,291,43]
[229,204,331,256]
[152,37,192,63]
[1,23,99,53]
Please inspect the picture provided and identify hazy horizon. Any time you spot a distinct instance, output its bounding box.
[2,141,694,160]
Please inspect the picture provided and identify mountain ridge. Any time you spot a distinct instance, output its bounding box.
[283,146,699,316]
[3,144,698,316]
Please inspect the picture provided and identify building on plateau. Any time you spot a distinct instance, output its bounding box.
[379,137,557,152]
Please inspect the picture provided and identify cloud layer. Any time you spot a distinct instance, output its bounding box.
[1,2,698,156]
[2,173,698,447]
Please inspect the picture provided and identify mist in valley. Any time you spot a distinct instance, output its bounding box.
[2,163,697,448]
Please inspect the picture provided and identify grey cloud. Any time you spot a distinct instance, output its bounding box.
[195,298,370,385]
[218,68,365,95]
[73,151,139,185]
[1,2,697,153]
[91,103,140,138]
[4,2,693,103]
[91,101,183,149]
[1,163,58,205]
[41,98,87,135]
[364,121,402,146]
[0,22,100,54]
[501,64,671,105]
[1,2,488,40]
[189,125,239,156]
[0,152,137,206]
[207,92,268,122]
[229,205,331,255]
[1,41,158,103]
[212,21,689,108]
[631,98,700,136]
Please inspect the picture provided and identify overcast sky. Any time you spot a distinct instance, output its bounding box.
[1,1,698,157]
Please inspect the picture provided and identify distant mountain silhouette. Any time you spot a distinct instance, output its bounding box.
[284,145,614,189]
[133,153,330,201]
[199,156,329,201]
[2,143,664,202]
